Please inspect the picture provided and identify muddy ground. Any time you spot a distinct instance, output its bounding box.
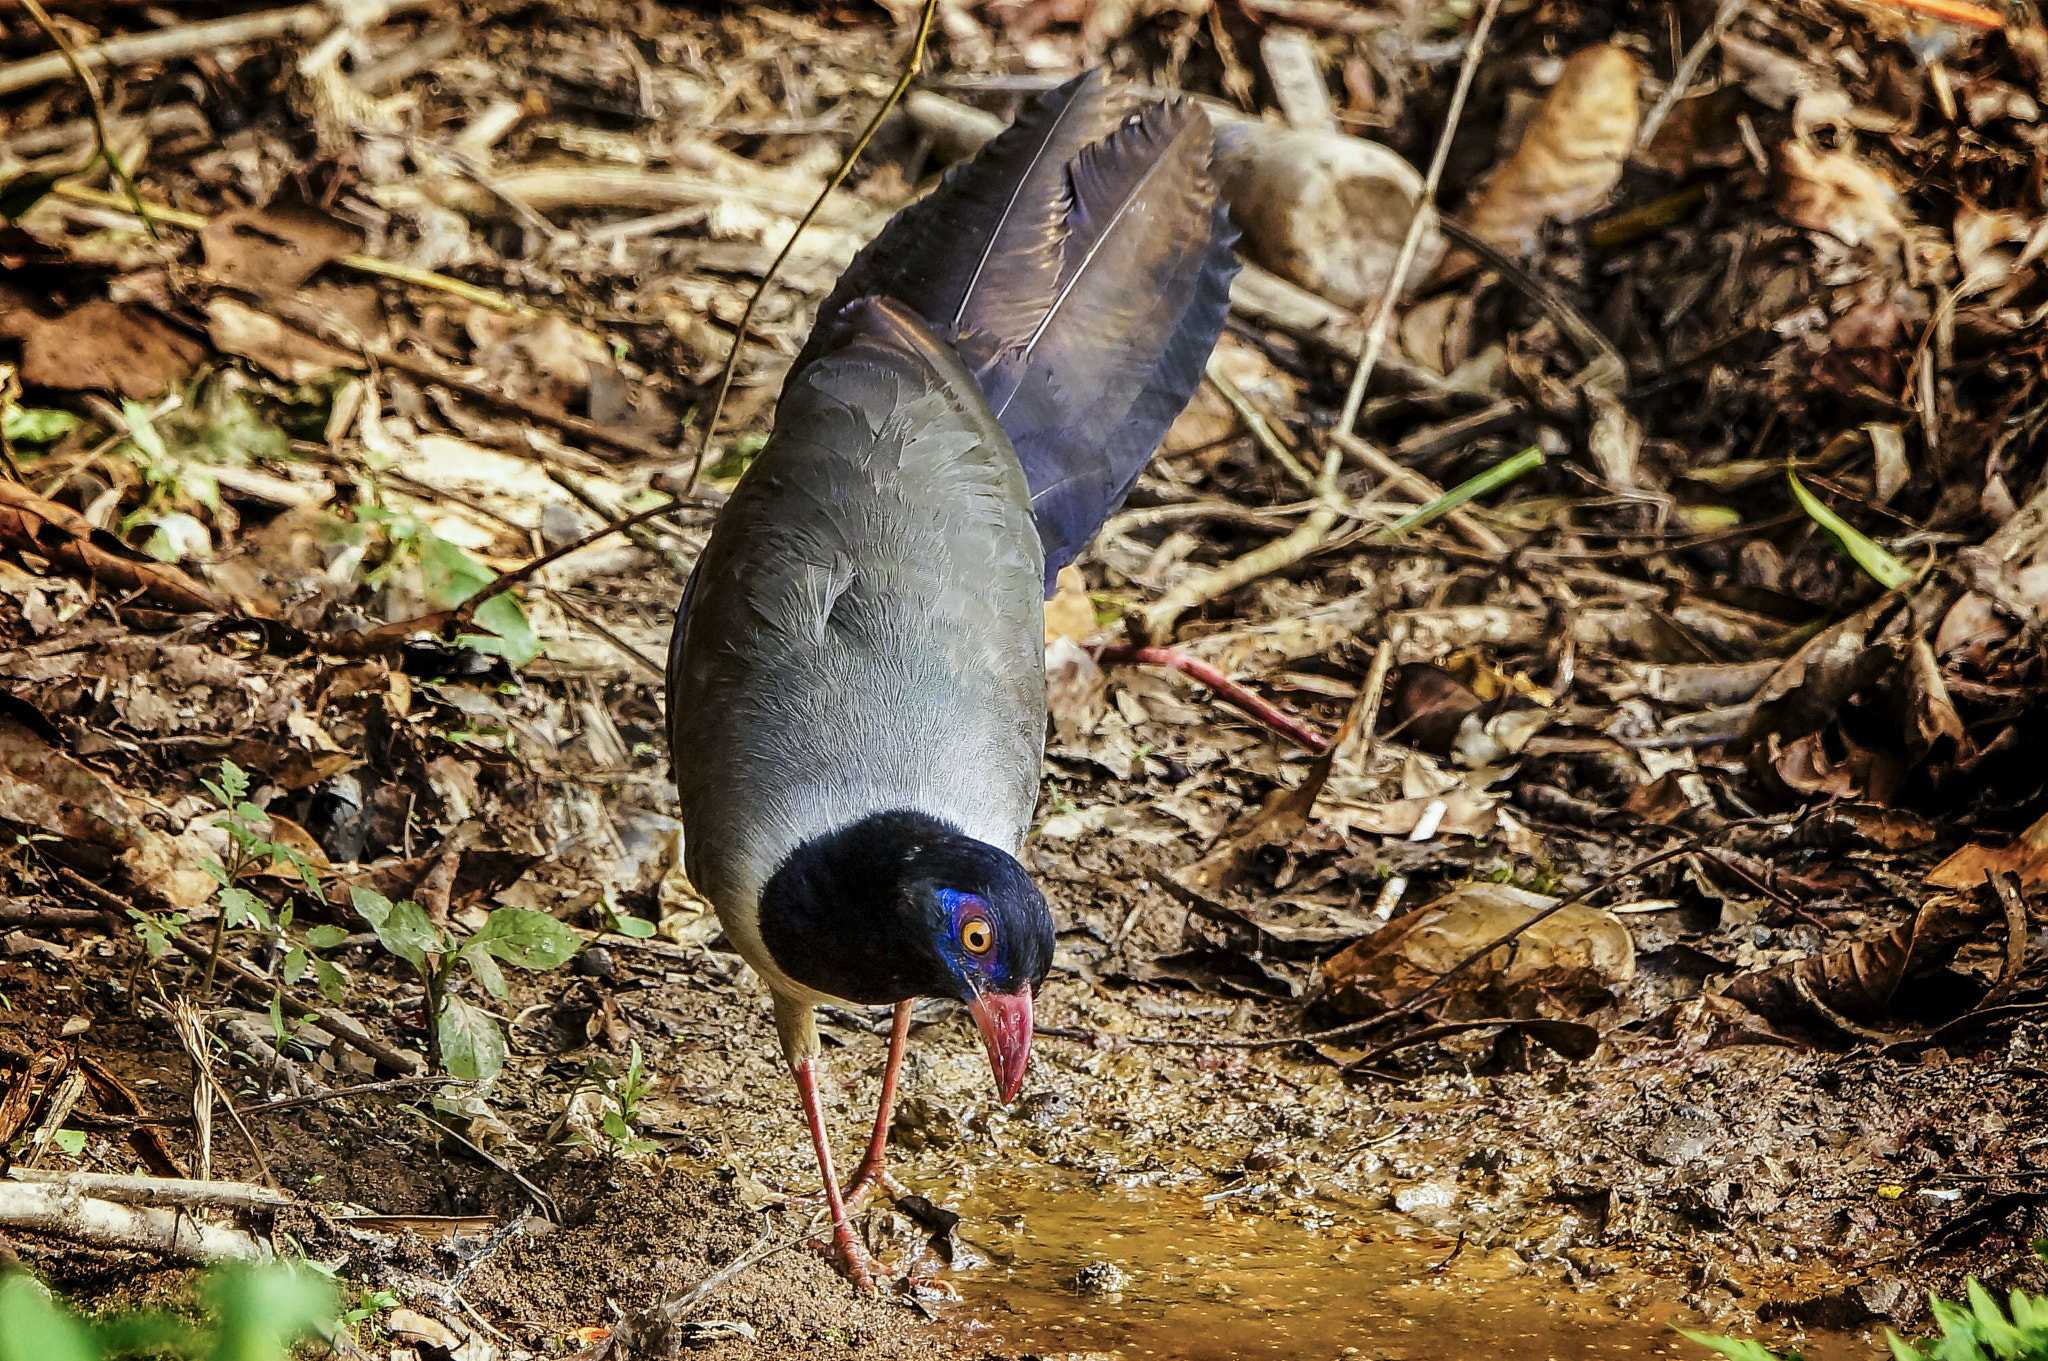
[3,0,2048,1358]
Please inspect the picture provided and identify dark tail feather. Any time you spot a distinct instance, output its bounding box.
[799,71,1239,593]
[796,71,1124,384]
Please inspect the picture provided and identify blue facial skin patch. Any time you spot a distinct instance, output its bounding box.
[935,887,1011,990]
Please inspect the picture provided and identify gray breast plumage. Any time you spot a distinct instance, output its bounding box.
[666,300,1047,997]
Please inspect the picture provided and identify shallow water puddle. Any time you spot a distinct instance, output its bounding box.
[942,1170,1864,1361]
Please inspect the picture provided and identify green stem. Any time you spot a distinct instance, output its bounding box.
[423,962,445,1073]
[199,910,226,997]
[1371,446,1544,544]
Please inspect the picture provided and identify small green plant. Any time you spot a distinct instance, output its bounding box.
[0,1262,336,1361]
[354,504,540,666]
[192,761,326,1001]
[1684,1277,2048,1361]
[585,1040,660,1159]
[350,886,581,1080]
[338,1286,399,1339]
[598,895,657,939]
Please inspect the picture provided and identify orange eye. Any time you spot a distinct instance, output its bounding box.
[960,917,994,955]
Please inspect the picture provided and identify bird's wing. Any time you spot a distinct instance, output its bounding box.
[801,72,1239,590]
[667,299,1046,985]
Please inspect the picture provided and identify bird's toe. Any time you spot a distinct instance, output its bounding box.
[811,1224,887,1293]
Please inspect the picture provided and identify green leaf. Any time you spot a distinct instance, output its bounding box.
[215,759,250,806]
[1787,470,1916,591]
[268,992,289,1046]
[201,857,232,888]
[1672,1330,1785,1361]
[201,1263,337,1361]
[416,530,496,610]
[461,591,542,668]
[217,886,269,932]
[311,957,348,1005]
[436,994,507,1080]
[602,1110,633,1142]
[462,943,509,1001]
[470,908,582,971]
[609,913,657,939]
[274,847,323,899]
[50,1129,85,1157]
[305,925,349,950]
[2,406,80,446]
[349,887,440,971]
[0,1273,97,1361]
[281,946,309,986]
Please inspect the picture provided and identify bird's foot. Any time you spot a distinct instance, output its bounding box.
[812,1219,888,1293]
[779,1162,911,1213]
[839,1158,912,1210]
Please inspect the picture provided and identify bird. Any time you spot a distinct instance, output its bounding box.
[665,68,1238,1289]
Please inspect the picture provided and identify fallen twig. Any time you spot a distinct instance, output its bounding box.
[164,928,425,1076]
[1136,503,1342,646]
[1137,0,1504,646]
[1332,429,1507,554]
[0,1178,268,1260]
[1204,357,1320,494]
[1333,0,1503,439]
[6,1168,289,1210]
[53,184,539,317]
[0,0,436,97]
[1633,0,1746,156]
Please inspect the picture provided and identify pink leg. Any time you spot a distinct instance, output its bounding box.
[793,1057,884,1291]
[841,1000,913,1208]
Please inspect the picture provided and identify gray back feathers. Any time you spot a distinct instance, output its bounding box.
[667,300,1046,982]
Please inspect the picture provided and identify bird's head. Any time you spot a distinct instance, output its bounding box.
[757,811,1054,1102]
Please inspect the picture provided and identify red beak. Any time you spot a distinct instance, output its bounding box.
[968,989,1033,1103]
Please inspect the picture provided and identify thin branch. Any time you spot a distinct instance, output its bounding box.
[1633,0,1746,156]
[683,0,941,490]
[16,0,156,238]
[1333,0,1503,442]
[1204,356,1320,495]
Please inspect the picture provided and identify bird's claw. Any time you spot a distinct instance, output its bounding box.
[811,1223,888,1293]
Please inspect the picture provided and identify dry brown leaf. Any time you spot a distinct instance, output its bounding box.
[201,199,363,296]
[0,713,214,910]
[1721,892,2002,1030]
[1926,807,2048,890]
[1322,883,1635,1020]
[204,298,360,382]
[0,294,204,399]
[1445,44,1642,272]
[1759,730,1898,803]
[1044,564,1097,645]
[1178,687,1374,898]
[0,479,231,613]
[1776,139,1906,250]
[1045,635,1106,747]
[1901,636,1966,767]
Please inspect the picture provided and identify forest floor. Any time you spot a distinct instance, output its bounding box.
[1,1,2047,1359]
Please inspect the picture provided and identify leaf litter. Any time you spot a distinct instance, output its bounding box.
[0,0,2045,1357]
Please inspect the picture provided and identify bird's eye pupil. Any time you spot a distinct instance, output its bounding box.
[961,919,992,954]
